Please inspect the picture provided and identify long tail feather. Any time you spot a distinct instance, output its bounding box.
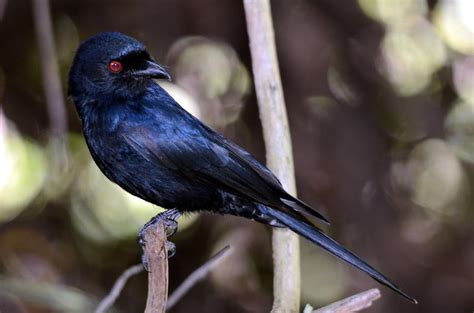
[280,197,330,225]
[266,208,417,304]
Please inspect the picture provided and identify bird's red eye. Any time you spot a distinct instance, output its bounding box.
[108,61,123,73]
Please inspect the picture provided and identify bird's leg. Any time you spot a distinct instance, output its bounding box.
[137,208,181,271]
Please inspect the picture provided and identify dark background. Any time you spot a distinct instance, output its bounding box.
[0,0,473,312]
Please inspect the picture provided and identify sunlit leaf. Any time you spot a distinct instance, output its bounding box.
[380,20,446,96]
[300,240,348,304]
[408,139,464,213]
[358,0,427,26]
[445,100,474,163]
[433,0,474,54]
[0,116,46,222]
[166,37,251,128]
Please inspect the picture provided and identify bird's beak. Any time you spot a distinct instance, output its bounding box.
[133,60,171,81]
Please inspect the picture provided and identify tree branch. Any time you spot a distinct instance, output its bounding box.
[0,0,7,21]
[31,0,67,139]
[94,222,169,313]
[167,245,232,310]
[313,288,381,313]
[243,1,300,312]
[95,264,144,313]
[144,222,169,313]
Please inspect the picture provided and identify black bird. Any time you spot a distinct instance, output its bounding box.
[68,32,416,303]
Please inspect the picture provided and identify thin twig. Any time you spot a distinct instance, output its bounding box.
[243,1,301,312]
[32,0,67,138]
[166,245,232,310]
[95,264,144,313]
[32,0,69,186]
[313,288,381,313]
[144,222,169,313]
[0,0,7,21]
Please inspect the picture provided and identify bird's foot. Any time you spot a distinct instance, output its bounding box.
[137,208,181,244]
[137,208,181,271]
[166,241,176,258]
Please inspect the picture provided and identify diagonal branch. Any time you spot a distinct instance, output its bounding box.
[167,245,232,310]
[313,288,381,313]
[94,222,169,313]
[95,264,144,313]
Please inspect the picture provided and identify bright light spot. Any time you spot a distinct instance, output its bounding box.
[407,139,463,213]
[0,114,46,222]
[380,19,447,96]
[300,240,348,304]
[160,81,201,118]
[0,117,12,190]
[445,100,474,163]
[455,0,474,35]
[166,37,250,128]
[358,0,427,26]
[434,0,474,54]
[172,39,236,99]
[71,160,159,243]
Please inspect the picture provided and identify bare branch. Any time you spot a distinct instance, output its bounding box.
[167,245,232,310]
[144,222,169,313]
[95,264,144,313]
[0,0,7,21]
[313,288,381,313]
[243,0,300,312]
[32,0,67,138]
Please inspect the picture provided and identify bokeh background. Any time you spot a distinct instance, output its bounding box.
[1,0,473,312]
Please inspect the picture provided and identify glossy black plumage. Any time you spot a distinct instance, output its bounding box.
[68,32,416,303]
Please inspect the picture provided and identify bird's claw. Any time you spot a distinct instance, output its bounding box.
[141,250,150,272]
[164,218,178,237]
[166,241,176,258]
[137,209,181,270]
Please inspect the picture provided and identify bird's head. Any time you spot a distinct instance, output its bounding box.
[68,32,171,103]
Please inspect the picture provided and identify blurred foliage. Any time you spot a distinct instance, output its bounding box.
[0,277,98,313]
[300,240,349,305]
[0,0,474,312]
[0,114,46,221]
[167,36,251,128]
[445,100,474,162]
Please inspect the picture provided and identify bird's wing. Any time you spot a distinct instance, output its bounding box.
[218,133,329,223]
[122,121,329,224]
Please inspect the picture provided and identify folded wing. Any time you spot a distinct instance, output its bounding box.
[122,121,329,225]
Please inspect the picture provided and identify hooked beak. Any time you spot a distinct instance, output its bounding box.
[133,60,171,81]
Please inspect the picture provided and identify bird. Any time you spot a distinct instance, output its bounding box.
[68,32,416,303]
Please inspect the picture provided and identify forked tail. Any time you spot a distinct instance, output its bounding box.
[266,207,417,303]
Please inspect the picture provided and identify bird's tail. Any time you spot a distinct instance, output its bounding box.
[265,207,417,304]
